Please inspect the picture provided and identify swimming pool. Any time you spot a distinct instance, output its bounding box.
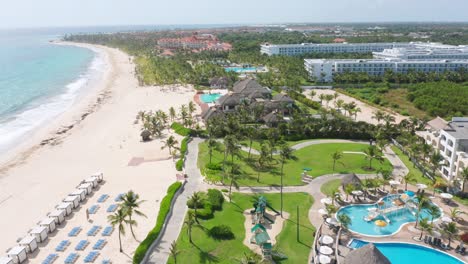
[349,239,464,264]
[224,67,258,73]
[337,194,440,236]
[200,93,221,103]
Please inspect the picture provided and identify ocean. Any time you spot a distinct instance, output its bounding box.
[0,29,102,154]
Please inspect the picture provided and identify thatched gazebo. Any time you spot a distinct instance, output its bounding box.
[341,173,362,189]
[344,244,390,264]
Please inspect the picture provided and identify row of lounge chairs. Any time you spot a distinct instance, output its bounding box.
[106,204,118,213]
[114,193,124,202]
[84,251,100,263]
[102,226,114,236]
[68,227,82,237]
[88,205,100,214]
[55,240,70,251]
[424,236,449,249]
[75,240,89,251]
[64,252,79,264]
[87,226,102,236]
[455,245,466,255]
[93,239,107,250]
[41,253,58,264]
[97,194,109,203]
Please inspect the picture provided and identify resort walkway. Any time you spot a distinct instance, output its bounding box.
[146,138,206,264]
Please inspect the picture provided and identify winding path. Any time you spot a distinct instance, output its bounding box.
[145,138,408,264]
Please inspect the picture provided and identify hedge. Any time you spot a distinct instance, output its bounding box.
[206,189,224,211]
[176,136,189,171]
[208,225,235,240]
[287,90,321,110]
[133,181,183,264]
[171,122,193,136]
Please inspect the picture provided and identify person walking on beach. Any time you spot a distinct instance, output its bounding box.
[86,208,90,222]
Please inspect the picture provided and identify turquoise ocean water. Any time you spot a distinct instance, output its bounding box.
[0,30,98,154]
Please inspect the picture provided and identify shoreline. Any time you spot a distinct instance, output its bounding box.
[0,41,112,172]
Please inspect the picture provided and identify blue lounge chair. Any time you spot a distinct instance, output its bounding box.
[102,226,114,236]
[64,252,79,264]
[68,227,82,237]
[93,239,107,250]
[55,240,70,251]
[89,205,100,214]
[75,240,89,251]
[97,194,109,203]
[84,251,100,263]
[87,225,102,236]
[101,260,112,264]
[114,193,124,202]
[41,253,58,264]
[106,204,118,213]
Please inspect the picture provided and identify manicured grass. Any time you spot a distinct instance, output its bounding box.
[240,139,318,152]
[390,146,433,185]
[320,179,341,196]
[199,141,393,186]
[168,192,315,264]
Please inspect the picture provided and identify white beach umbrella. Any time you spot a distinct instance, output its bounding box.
[440,193,453,199]
[320,198,333,205]
[389,180,400,186]
[318,209,328,215]
[441,216,452,223]
[326,217,339,226]
[319,235,334,245]
[319,254,331,264]
[416,183,428,189]
[319,246,333,255]
[352,190,363,196]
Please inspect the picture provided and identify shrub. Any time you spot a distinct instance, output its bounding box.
[206,189,224,211]
[194,203,214,219]
[133,181,182,264]
[208,225,234,240]
[206,163,222,171]
[171,122,193,136]
[180,137,189,154]
[176,159,184,171]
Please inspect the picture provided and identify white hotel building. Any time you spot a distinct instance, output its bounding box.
[304,58,468,82]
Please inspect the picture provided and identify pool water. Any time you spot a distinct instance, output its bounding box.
[200,93,221,103]
[225,67,258,73]
[337,195,439,236]
[349,239,464,264]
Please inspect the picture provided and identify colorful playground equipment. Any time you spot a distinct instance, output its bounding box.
[251,196,280,225]
[363,194,417,223]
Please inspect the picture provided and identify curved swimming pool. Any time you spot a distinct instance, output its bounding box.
[349,239,464,264]
[200,93,221,103]
[337,194,440,236]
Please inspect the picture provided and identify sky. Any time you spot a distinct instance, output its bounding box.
[1,0,468,29]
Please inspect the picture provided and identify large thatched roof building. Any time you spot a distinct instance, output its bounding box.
[341,173,362,188]
[344,244,390,264]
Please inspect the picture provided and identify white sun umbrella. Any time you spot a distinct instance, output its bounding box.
[319,254,331,264]
[319,235,334,245]
[326,217,339,226]
[440,193,453,199]
[416,183,428,189]
[389,180,400,186]
[352,190,363,196]
[318,209,328,215]
[441,216,453,223]
[319,245,333,255]
[320,198,333,205]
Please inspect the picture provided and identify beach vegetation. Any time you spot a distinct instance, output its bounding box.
[120,190,147,240]
[108,208,133,253]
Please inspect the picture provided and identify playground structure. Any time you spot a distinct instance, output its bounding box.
[249,196,286,260]
[363,194,417,223]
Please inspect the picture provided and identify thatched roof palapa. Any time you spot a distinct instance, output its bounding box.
[341,173,362,188]
[344,244,390,264]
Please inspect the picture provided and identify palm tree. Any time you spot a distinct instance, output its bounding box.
[427,205,440,223]
[318,94,326,105]
[244,126,257,159]
[402,173,415,191]
[331,151,343,172]
[449,208,465,222]
[108,208,132,252]
[324,94,334,107]
[414,194,429,228]
[459,167,468,192]
[279,143,295,217]
[188,101,196,118]
[236,252,262,264]
[189,192,203,223]
[121,191,146,240]
[443,222,458,247]
[364,145,384,170]
[256,143,270,183]
[309,90,316,100]
[161,136,179,156]
[333,92,339,103]
[372,110,385,124]
[429,151,444,178]
[337,213,352,231]
[185,211,196,244]
[207,137,219,164]
[169,107,176,122]
[344,184,355,201]
[335,99,344,111]
[227,166,240,202]
[418,218,432,240]
[169,241,180,264]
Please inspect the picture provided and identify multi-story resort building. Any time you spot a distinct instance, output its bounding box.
[373,42,468,60]
[157,33,232,52]
[417,117,468,191]
[260,42,412,56]
[304,58,468,82]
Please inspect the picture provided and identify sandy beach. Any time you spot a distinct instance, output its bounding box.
[0,43,196,263]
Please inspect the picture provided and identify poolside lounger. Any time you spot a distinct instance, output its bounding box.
[55,240,70,251]
[423,235,428,244]
[101,260,112,264]
[97,194,109,203]
[84,251,100,263]
[41,253,58,264]
[89,205,100,214]
[460,247,466,255]
[114,193,124,202]
[64,252,79,264]
[106,204,118,213]
[68,227,82,237]
[87,226,102,236]
[455,245,462,253]
[75,240,89,251]
[102,226,114,236]
[93,239,107,250]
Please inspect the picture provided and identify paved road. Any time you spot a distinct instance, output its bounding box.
[146,138,206,264]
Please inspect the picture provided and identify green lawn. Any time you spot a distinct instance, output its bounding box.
[199,141,393,186]
[239,139,317,153]
[168,192,315,264]
[320,179,341,196]
[390,146,433,185]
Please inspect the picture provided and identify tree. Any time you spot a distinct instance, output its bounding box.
[244,126,257,159]
[279,142,295,217]
[335,99,344,110]
[189,192,204,223]
[108,208,132,252]
[337,213,352,230]
[161,135,179,156]
[449,208,465,222]
[460,167,468,192]
[236,252,262,264]
[414,194,429,228]
[344,184,355,201]
[364,145,384,170]
[207,137,219,164]
[256,143,270,183]
[429,151,444,178]
[331,151,343,172]
[443,222,458,247]
[169,241,180,264]
[402,173,415,191]
[185,211,196,244]
[309,90,316,100]
[227,166,241,202]
[427,205,440,223]
[372,110,385,124]
[324,94,334,107]
[418,218,432,240]
[169,106,176,122]
[120,191,146,240]
[318,93,326,105]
